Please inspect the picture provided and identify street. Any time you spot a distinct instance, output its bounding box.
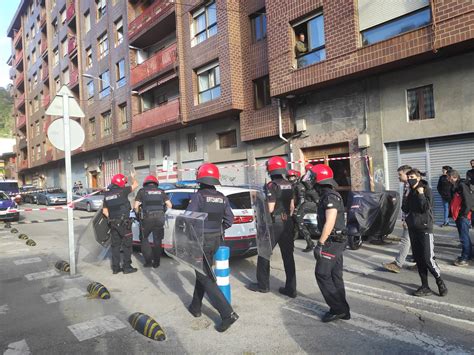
[1,206,473,354]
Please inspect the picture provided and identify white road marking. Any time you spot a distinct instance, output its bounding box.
[41,288,87,304]
[284,297,470,354]
[0,304,9,314]
[3,339,31,355]
[68,315,126,342]
[404,306,474,331]
[4,249,30,255]
[24,269,59,281]
[1,242,21,247]
[343,265,376,276]
[13,257,42,265]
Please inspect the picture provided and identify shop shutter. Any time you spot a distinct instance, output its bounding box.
[385,143,400,192]
[215,161,248,187]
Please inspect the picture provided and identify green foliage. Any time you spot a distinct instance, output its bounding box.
[0,87,14,138]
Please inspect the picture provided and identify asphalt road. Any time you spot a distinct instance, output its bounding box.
[1,205,473,354]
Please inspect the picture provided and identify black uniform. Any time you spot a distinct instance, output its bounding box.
[315,186,350,316]
[103,185,133,273]
[135,184,169,267]
[187,186,235,319]
[294,181,319,248]
[256,178,296,293]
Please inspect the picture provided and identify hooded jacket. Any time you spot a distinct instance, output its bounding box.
[402,180,434,232]
[451,179,472,219]
[437,175,452,201]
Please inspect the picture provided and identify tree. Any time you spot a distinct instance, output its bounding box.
[0,87,14,138]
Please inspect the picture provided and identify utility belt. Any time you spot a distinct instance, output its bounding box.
[271,212,289,223]
[109,215,132,229]
[140,210,164,219]
[328,230,347,243]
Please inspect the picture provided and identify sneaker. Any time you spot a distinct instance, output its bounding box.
[436,278,448,297]
[322,312,351,323]
[216,312,239,332]
[382,261,401,273]
[413,286,433,297]
[453,258,469,267]
[278,287,297,298]
[302,245,314,253]
[152,261,160,269]
[123,266,138,274]
[112,268,123,275]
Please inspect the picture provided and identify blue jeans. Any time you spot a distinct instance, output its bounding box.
[442,200,450,224]
[456,217,472,261]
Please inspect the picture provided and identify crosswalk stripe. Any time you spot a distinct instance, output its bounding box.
[3,339,31,355]
[41,288,87,304]
[13,257,42,265]
[67,315,127,342]
[24,269,59,281]
[4,249,30,255]
[284,297,470,354]
[0,304,9,315]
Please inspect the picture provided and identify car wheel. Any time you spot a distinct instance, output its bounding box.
[348,235,363,250]
[86,203,92,212]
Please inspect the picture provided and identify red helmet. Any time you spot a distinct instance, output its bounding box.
[111,173,128,188]
[196,163,220,185]
[310,164,337,185]
[266,156,287,176]
[287,169,301,178]
[143,175,159,186]
[305,163,313,171]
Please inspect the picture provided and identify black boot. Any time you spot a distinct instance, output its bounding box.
[413,286,433,297]
[436,278,448,297]
[123,266,138,274]
[216,312,239,332]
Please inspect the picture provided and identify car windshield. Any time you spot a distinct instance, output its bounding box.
[168,192,193,210]
[0,182,19,193]
[0,192,10,200]
[227,192,251,209]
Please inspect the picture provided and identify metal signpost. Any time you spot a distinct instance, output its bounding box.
[46,86,85,276]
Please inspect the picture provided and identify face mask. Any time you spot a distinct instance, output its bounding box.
[407,178,418,188]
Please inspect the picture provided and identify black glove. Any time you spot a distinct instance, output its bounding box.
[314,241,324,261]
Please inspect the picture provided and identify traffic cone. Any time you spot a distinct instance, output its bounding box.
[128,312,166,341]
[87,282,110,299]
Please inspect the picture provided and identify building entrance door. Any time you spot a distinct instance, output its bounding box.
[89,171,99,188]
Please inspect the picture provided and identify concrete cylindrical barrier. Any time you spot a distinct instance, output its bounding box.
[214,246,231,304]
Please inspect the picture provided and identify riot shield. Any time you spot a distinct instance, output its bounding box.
[162,209,183,249]
[250,190,274,260]
[76,208,110,264]
[91,208,111,246]
[164,211,212,277]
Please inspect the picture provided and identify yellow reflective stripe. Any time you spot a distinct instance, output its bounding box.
[143,318,152,336]
[148,322,158,338]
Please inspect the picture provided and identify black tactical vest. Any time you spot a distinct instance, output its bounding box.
[317,187,346,233]
[104,186,131,219]
[141,185,165,213]
[270,179,293,215]
[199,188,226,233]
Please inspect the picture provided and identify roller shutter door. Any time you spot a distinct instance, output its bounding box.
[385,143,400,192]
[215,161,248,187]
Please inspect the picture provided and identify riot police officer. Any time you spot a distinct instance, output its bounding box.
[134,175,172,268]
[247,156,297,298]
[186,163,239,333]
[102,172,139,275]
[311,164,350,322]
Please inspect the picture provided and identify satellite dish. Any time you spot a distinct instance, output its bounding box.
[47,118,85,151]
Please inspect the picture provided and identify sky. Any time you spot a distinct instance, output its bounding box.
[0,0,22,89]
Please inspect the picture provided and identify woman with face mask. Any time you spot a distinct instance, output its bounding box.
[401,169,448,297]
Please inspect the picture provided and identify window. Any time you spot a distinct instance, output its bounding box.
[187,133,197,153]
[191,1,217,46]
[115,18,123,46]
[118,103,128,130]
[63,68,70,85]
[251,10,267,42]
[253,76,271,109]
[361,8,431,46]
[161,140,170,157]
[33,96,39,112]
[89,117,96,137]
[85,46,92,68]
[293,13,326,68]
[197,62,220,104]
[96,0,106,20]
[98,32,108,58]
[36,144,41,160]
[137,145,145,161]
[54,76,60,93]
[407,85,435,121]
[99,70,110,98]
[218,130,237,149]
[52,18,58,33]
[53,47,59,65]
[84,11,91,33]
[102,110,111,136]
[33,72,38,86]
[32,48,36,62]
[35,121,40,135]
[87,81,94,100]
[116,59,126,87]
[60,7,66,24]
[61,37,68,57]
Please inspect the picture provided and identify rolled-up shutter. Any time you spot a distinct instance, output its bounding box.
[385,143,400,192]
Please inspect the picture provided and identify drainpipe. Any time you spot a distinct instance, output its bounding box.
[278,98,294,169]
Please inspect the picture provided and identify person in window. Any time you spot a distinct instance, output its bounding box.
[295,33,308,57]
[437,166,453,227]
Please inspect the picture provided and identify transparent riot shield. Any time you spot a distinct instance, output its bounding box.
[76,208,110,265]
[164,211,212,278]
[250,190,274,260]
[162,209,183,249]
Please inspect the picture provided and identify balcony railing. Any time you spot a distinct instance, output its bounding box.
[14,73,24,87]
[128,0,174,41]
[41,40,48,55]
[13,29,22,47]
[43,94,51,108]
[131,43,177,86]
[14,50,23,66]
[69,69,79,88]
[18,138,27,150]
[41,66,49,81]
[68,36,77,55]
[132,98,179,134]
[66,1,75,22]
[15,93,25,108]
[40,11,46,28]
[16,115,26,128]
[19,160,28,170]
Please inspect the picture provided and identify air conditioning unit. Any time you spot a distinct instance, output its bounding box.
[296,118,307,132]
[358,133,371,148]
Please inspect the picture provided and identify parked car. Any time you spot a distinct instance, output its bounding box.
[36,189,67,205]
[0,190,20,221]
[131,186,258,257]
[73,189,104,212]
[21,185,39,204]
[0,180,21,204]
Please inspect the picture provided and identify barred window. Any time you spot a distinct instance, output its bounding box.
[187,133,197,153]
[407,85,435,121]
[218,130,237,149]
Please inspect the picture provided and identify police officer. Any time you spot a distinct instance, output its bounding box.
[247,156,297,298]
[134,175,172,268]
[102,172,139,275]
[186,163,239,333]
[311,164,351,322]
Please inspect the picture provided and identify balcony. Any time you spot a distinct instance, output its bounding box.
[132,98,180,135]
[45,149,53,162]
[40,11,46,28]
[130,43,177,87]
[41,40,48,56]
[19,160,28,171]
[14,73,24,87]
[15,93,25,109]
[13,29,22,47]
[68,36,77,55]
[41,66,49,82]
[14,50,23,66]
[43,94,51,108]
[16,115,26,128]
[43,116,51,133]
[18,138,27,150]
[68,69,79,88]
[128,0,174,42]
[66,1,75,22]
